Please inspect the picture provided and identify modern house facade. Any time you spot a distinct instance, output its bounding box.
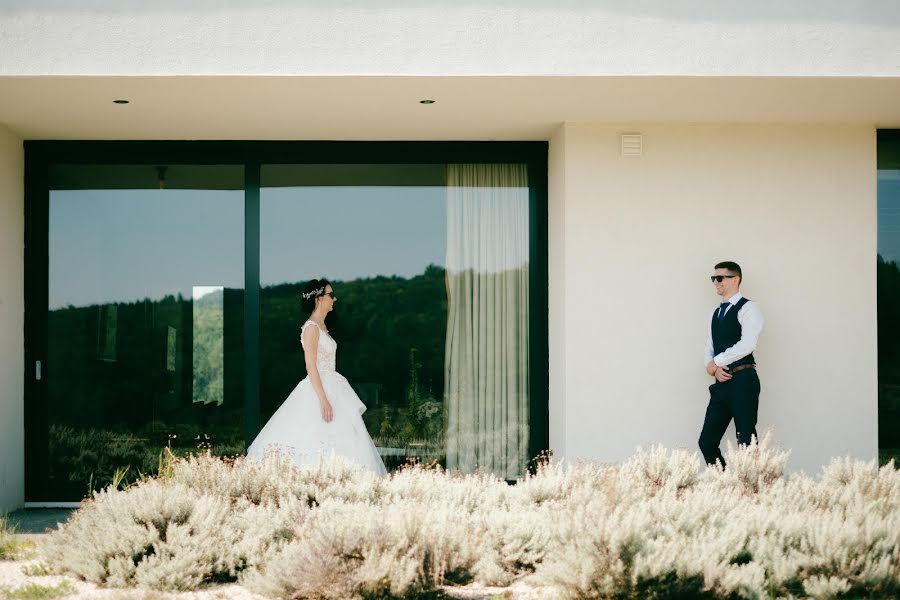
[2,2,900,509]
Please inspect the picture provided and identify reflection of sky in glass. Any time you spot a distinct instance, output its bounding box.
[49,189,244,309]
[261,186,446,285]
[878,170,900,264]
[49,185,447,309]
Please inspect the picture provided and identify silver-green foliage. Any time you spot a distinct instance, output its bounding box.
[43,436,900,599]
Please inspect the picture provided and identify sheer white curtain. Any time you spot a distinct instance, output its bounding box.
[444,164,529,479]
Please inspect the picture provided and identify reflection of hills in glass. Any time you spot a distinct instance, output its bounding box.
[48,264,543,474]
[193,289,224,406]
[259,265,449,448]
[49,265,449,434]
[47,266,450,482]
[194,288,225,307]
[46,288,247,498]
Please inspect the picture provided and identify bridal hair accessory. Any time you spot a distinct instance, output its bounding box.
[302,286,325,300]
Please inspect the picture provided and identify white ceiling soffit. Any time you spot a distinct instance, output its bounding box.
[0,76,899,140]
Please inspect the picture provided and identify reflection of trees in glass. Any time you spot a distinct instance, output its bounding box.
[259,264,448,466]
[193,289,224,406]
[46,263,449,495]
[877,254,900,465]
[166,326,177,372]
[397,347,444,442]
[97,305,117,361]
[47,291,244,498]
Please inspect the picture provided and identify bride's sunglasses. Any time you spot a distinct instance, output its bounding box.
[710,275,738,283]
[323,291,336,298]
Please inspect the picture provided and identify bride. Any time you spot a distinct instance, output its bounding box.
[247,278,387,476]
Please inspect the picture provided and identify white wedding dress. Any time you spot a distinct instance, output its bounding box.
[247,320,387,476]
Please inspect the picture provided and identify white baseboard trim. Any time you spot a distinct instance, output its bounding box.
[23,502,82,509]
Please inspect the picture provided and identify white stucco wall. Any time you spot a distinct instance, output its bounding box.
[0,2,898,76]
[0,124,24,511]
[550,123,877,475]
[548,124,568,456]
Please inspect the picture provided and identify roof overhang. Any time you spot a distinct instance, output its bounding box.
[2,76,900,140]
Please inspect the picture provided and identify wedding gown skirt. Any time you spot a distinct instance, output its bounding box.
[247,321,387,476]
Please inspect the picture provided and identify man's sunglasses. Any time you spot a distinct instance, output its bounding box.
[710,275,738,283]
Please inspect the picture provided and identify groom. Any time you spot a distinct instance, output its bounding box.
[699,261,764,468]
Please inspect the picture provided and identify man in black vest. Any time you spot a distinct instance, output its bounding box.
[699,261,765,468]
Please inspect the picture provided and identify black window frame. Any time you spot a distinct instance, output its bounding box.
[24,141,549,500]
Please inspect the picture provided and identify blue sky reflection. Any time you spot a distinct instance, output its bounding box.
[261,186,445,286]
[878,170,900,264]
[49,185,446,309]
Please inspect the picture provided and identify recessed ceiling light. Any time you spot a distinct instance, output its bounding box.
[419,99,435,104]
[113,99,130,104]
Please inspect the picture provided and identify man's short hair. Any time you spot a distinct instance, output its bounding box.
[714,261,742,281]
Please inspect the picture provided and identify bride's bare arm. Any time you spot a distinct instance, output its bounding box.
[302,325,333,422]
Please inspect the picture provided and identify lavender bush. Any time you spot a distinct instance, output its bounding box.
[43,436,900,599]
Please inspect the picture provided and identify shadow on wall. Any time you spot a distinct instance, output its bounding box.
[0,0,896,24]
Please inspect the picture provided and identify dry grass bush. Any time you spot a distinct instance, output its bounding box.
[43,440,900,599]
[42,479,240,590]
[241,497,482,599]
[169,451,384,507]
[0,516,20,561]
[0,516,37,562]
[533,436,900,599]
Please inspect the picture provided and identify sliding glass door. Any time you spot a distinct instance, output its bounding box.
[25,143,547,501]
[259,164,532,477]
[38,164,245,499]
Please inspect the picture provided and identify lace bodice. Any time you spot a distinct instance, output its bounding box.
[300,320,337,373]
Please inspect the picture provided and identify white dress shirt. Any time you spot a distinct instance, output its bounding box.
[703,292,765,368]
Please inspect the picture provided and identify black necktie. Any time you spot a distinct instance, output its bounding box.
[718,302,730,321]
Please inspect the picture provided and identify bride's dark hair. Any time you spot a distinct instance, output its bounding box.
[300,278,332,314]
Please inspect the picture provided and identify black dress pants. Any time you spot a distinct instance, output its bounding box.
[698,369,760,468]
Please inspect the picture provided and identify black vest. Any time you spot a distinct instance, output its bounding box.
[711,297,755,369]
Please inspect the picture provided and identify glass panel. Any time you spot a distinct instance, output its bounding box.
[260,165,447,471]
[46,164,244,499]
[878,137,900,466]
[259,164,530,477]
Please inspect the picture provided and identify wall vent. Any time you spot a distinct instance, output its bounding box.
[621,134,643,156]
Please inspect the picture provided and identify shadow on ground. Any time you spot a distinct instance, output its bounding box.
[7,509,74,534]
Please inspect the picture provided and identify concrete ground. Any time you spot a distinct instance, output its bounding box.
[6,509,74,534]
